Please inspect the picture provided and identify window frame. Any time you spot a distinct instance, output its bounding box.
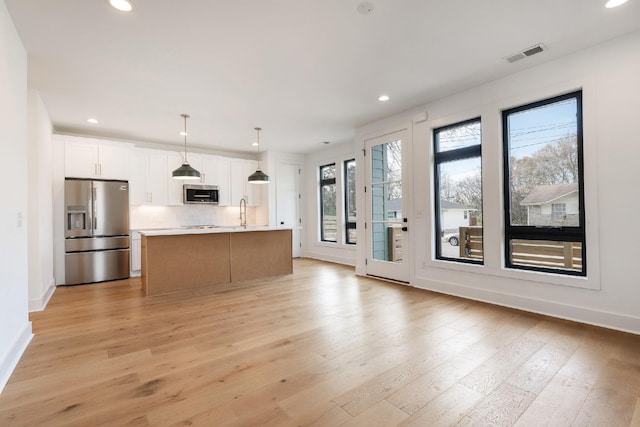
[433,117,483,265]
[502,90,586,276]
[344,158,357,245]
[319,163,337,243]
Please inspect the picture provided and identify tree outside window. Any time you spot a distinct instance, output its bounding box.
[320,164,337,242]
[344,159,357,244]
[434,118,483,263]
[503,91,585,275]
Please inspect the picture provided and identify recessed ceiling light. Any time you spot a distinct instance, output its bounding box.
[605,0,628,7]
[87,118,98,124]
[378,95,390,102]
[252,142,259,147]
[179,131,188,136]
[108,0,134,12]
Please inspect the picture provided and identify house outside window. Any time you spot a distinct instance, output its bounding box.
[344,159,357,244]
[433,118,483,263]
[502,90,586,275]
[320,163,336,242]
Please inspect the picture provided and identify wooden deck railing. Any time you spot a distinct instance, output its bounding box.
[458,226,483,260]
[458,226,582,272]
[510,240,582,271]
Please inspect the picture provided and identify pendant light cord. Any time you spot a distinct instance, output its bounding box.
[182,113,190,163]
[255,127,261,168]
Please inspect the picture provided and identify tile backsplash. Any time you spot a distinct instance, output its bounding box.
[131,205,257,229]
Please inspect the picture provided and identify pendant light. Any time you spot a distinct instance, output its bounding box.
[172,114,201,180]
[248,127,269,184]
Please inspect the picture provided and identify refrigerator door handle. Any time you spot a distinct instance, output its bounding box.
[85,184,94,235]
[92,185,97,230]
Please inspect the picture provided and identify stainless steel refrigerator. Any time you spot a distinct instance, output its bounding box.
[64,178,130,285]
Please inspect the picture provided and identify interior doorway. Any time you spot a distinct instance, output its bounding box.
[276,161,302,257]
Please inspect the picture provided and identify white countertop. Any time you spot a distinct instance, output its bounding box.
[138,225,284,236]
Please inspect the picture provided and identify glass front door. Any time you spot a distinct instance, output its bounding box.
[365,129,410,282]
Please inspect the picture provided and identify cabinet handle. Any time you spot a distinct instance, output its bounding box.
[99,163,102,176]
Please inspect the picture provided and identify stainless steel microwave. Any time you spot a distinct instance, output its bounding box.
[183,184,219,204]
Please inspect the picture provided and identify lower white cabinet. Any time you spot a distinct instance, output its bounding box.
[131,231,141,272]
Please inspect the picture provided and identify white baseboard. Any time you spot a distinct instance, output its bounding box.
[303,252,356,267]
[411,277,640,335]
[29,279,56,312]
[0,322,33,394]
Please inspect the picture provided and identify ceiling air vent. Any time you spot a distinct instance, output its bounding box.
[505,43,546,63]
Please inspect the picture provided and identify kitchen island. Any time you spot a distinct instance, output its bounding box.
[140,227,292,296]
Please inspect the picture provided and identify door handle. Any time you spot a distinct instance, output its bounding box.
[93,187,97,229]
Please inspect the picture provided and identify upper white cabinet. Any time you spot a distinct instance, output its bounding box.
[64,137,131,180]
[129,149,168,205]
[59,134,263,209]
[215,157,231,206]
[167,152,196,205]
[197,155,231,206]
[230,159,262,207]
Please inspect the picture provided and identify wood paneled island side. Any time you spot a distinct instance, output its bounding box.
[140,228,292,296]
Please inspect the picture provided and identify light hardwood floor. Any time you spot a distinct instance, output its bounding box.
[1,258,639,426]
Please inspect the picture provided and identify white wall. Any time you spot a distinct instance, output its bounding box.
[304,143,357,266]
[355,30,640,333]
[0,0,32,393]
[27,90,55,311]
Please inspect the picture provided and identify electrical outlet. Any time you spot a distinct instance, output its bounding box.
[17,212,22,228]
[422,260,427,268]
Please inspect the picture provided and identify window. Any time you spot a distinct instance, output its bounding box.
[433,118,483,263]
[503,91,585,275]
[319,163,337,242]
[344,159,357,244]
[551,203,566,221]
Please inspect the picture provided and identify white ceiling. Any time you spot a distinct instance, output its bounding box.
[5,0,640,154]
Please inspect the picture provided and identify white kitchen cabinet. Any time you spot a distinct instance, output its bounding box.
[195,154,213,185]
[215,157,231,206]
[131,230,141,273]
[166,153,232,205]
[129,149,168,205]
[167,152,199,205]
[198,155,231,206]
[230,159,261,207]
[64,137,131,179]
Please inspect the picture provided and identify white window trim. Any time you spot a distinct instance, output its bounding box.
[420,81,600,291]
[313,154,359,248]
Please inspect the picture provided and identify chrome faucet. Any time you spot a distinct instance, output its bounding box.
[239,198,247,228]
